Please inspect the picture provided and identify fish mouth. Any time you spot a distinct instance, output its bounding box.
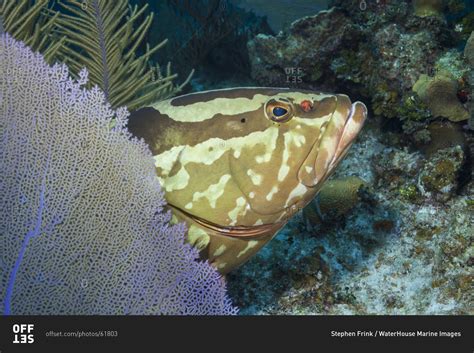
[298,96,367,188]
[168,204,286,239]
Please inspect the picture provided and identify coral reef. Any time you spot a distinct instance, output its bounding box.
[247,0,447,92]
[228,0,474,307]
[229,0,473,316]
[2,0,472,317]
[124,0,473,316]
[228,127,472,315]
[247,8,362,89]
[247,0,474,141]
[232,0,473,315]
[229,0,474,314]
[0,34,236,315]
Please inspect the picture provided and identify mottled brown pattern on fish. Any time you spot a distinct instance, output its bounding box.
[127,88,367,274]
[170,87,293,106]
[230,130,287,215]
[128,107,277,154]
[170,204,278,273]
[308,96,337,119]
[128,95,338,155]
[167,159,183,178]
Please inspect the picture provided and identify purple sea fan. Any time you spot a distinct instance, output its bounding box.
[0,34,237,315]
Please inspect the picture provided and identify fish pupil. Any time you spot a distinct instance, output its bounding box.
[273,107,287,117]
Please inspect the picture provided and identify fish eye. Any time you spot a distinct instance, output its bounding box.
[273,107,288,116]
[265,98,294,123]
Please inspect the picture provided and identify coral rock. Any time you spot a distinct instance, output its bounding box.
[419,121,467,157]
[413,74,469,122]
[374,25,439,91]
[464,31,474,68]
[303,176,367,225]
[247,7,360,88]
[413,0,445,18]
[418,146,465,202]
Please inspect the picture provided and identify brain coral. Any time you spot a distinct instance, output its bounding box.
[0,34,237,315]
[413,73,469,122]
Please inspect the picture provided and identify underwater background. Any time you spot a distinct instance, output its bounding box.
[144,0,474,315]
[0,0,473,315]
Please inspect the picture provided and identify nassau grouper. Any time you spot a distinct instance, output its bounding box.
[127,88,367,274]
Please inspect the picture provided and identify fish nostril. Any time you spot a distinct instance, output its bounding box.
[300,100,313,112]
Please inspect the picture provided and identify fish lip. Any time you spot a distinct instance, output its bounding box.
[326,101,367,171]
[168,204,286,238]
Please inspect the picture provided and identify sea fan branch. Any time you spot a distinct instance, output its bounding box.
[57,0,192,111]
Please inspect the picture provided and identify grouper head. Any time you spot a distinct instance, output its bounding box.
[127,87,367,273]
